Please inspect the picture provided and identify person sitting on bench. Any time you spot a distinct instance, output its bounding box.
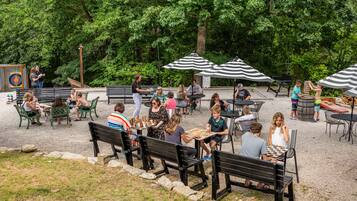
[201,105,228,160]
[239,122,270,189]
[22,93,42,125]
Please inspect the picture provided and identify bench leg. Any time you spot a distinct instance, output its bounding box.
[161,160,169,174]
[294,149,299,183]
[93,140,100,157]
[111,144,119,159]
[275,192,283,201]
[288,183,294,201]
[211,172,219,200]
[26,119,30,129]
[142,156,150,171]
[225,174,232,192]
[179,169,188,185]
[89,111,94,121]
[19,117,22,128]
[125,152,134,166]
[94,109,99,118]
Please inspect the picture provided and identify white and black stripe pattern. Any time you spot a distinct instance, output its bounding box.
[318,64,357,89]
[163,53,216,71]
[344,88,357,97]
[198,57,273,82]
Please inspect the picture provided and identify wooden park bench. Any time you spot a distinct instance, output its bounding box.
[211,150,294,201]
[88,122,139,166]
[267,75,292,97]
[106,85,157,104]
[16,87,71,105]
[138,136,208,190]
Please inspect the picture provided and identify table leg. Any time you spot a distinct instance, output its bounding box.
[194,139,200,173]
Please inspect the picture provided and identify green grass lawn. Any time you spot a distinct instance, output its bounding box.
[0,152,186,201]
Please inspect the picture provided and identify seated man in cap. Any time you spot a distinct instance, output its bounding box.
[235,83,251,100]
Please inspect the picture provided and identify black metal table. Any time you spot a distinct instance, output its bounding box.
[226,99,254,106]
[220,111,241,119]
[331,114,357,143]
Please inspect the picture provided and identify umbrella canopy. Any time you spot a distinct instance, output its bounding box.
[197,57,273,83]
[163,52,216,71]
[344,88,357,97]
[318,64,357,89]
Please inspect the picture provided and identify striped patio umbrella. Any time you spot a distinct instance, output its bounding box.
[198,57,273,113]
[318,64,357,143]
[198,57,273,83]
[318,64,357,89]
[163,52,216,71]
[163,52,216,95]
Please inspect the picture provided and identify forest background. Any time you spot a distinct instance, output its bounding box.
[0,0,356,93]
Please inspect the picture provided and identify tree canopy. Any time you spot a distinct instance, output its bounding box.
[0,0,356,87]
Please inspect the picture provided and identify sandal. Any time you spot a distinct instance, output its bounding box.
[244,180,252,187]
[257,183,270,190]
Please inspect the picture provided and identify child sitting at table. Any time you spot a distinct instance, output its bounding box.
[201,105,228,160]
[52,97,67,125]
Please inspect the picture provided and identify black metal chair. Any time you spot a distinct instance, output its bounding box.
[282,129,299,183]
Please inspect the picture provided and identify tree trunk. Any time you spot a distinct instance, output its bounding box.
[196,21,207,55]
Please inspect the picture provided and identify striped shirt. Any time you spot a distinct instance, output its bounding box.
[107,112,131,132]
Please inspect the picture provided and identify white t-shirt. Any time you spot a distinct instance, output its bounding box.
[272,127,287,147]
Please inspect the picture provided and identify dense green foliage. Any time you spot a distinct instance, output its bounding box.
[0,0,356,87]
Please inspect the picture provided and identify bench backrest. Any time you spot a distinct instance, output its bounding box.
[14,105,28,117]
[107,87,127,95]
[212,150,285,190]
[50,106,70,118]
[139,136,178,164]
[88,122,131,150]
[16,87,72,104]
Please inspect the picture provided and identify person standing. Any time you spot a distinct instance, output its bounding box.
[187,80,203,110]
[308,81,322,122]
[132,74,150,118]
[290,80,302,120]
[35,66,45,88]
[30,67,40,88]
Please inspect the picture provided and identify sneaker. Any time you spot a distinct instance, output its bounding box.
[203,156,212,161]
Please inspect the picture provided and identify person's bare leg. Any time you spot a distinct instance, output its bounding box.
[210,141,217,151]
[200,141,210,156]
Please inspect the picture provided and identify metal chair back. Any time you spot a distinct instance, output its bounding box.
[286,129,297,158]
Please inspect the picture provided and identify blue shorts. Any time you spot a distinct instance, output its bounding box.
[314,104,321,112]
[204,135,223,144]
[291,99,299,111]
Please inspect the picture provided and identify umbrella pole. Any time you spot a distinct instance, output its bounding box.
[349,98,354,142]
[232,80,236,114]
[191,71,194,96]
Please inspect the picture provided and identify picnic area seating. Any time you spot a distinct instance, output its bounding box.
[251,100,265,119]
[211,150,294,201]
[282,129,299,183]
[80,97,99,121]
[16,87,72,105]
[106,85,157,104]
[14,105,38,129]
[267,75,292,97]
[138,136,208,190]
[325,111,346,137]
[49,106,70,128]
[88,122,139,166]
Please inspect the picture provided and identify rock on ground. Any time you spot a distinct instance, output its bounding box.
[21,144,37,153]
[173,185,197,197]
[139,172,157,180]
[61,152,86,160]
[188,192,204,201]
[172,181,185,188]
[44,151,63,158]
[32,152,46,157]
[97,154,112,165]
[107,159,125,168]
[87,157,97,165]
[7,147,21,152]
[122,165,146,176]
[157,176,173,190]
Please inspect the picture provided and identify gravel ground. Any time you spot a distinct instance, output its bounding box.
[0,87,356,201]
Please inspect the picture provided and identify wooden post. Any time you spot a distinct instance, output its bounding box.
[79,44,84,88]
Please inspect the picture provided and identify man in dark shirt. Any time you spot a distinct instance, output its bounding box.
[235,83,251,100]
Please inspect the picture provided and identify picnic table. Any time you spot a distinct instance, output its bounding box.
[186,128,217,161]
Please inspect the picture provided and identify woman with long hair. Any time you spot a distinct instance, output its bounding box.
[210,93,228,111]
[148,97,169,140]
[267,112,289,147]
[176,84,189,114]
[132,74,150,118]
[165,114,195,145]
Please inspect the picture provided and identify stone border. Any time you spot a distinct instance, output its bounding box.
[1,146,205,201]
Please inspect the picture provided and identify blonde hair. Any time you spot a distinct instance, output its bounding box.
[272,112,284,128]
[242,106,251,115]
[23,92,33,102]
[165,114,182,134]
[211,104,221,114]
[156,87,163,96]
